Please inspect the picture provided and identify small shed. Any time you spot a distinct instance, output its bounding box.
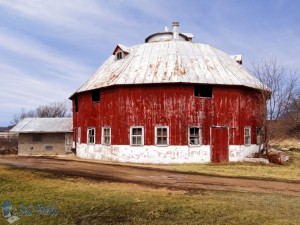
[10,118,73,155]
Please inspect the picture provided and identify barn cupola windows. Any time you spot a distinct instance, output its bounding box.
[194,85,213,98]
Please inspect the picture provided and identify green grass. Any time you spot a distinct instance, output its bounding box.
[116,151,300,182]
[0,165,300,225]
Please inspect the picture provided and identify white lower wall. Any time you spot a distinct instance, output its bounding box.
[229,145,260,162]
[76,144,260,164]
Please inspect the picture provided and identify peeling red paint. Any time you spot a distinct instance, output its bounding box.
[72,84,263,156]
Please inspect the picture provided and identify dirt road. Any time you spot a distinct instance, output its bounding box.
[1,156,300,196]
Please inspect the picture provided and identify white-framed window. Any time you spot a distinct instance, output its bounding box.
[102,127,111,145]
[77,127,81,144]
[87,127,95,144]
[244,127,251,145]
[188,126,202,146]
[155,126,169,146]
[116,51,123,60]
[256,127,262,145]
[130,126,144,146]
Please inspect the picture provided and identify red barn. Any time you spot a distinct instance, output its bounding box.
[70,22,266,164]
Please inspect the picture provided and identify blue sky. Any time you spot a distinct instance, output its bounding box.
[0,0,299,126]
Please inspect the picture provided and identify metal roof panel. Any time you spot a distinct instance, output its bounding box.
[10,118,73,133]
[74,41,265,95]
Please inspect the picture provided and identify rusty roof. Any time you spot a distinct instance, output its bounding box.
[10,118,73,133]
[72,23,267,96]
[74,41,264,95]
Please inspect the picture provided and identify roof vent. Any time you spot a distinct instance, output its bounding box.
[230,55,243,65]
[172,21,179,39]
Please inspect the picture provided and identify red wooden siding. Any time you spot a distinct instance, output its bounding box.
[72,84,263,146]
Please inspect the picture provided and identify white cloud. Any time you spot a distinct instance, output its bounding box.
[0,63,72,107]
[0,0,299,126]
[0,28,94,125]
[0,0,140,43]
[0,28,91,81]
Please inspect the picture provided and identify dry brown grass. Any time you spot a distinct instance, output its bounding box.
[1,164,300,225]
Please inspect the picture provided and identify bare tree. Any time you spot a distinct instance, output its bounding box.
[283,91,300,138]
[36,101,70,118]
[250,57,298,153]
[11,100,71,125]
[11,108,37,125]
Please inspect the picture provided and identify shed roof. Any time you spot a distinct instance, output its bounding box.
[10,118,73,133]
[73,41,264,95]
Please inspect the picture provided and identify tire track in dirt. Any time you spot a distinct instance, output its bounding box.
[1,156,300,196]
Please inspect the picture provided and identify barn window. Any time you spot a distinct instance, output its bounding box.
[194,85,212,97]
[244,127,251,145]
[256,127,263,145]
[87,128,95,144]
[77,127,81,144]
[155,126,169,146]
[91,89,100,102]
[102,127,111,145]
[188,126,202,146]
[116,51,123,60]
[32,134,42,142]
[130,126,144,146]
[74,96,78,112]
[45,146,53,151]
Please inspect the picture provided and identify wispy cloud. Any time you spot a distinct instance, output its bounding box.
[0,0,299,126]
[0,29,91,81]
[0,63,70,125]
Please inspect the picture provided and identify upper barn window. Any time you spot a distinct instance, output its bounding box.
[116,52,123,60]
[74,96,78,112]
[113,45,129,61]
[92,89,100,102]
[194,85,212,98]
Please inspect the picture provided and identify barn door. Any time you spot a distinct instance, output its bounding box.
[65,133,73,154]
[211,126,229,163]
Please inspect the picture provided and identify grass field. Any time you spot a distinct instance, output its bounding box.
[1,164,300,225]
[74,150,299,182]
[153,151,300,182]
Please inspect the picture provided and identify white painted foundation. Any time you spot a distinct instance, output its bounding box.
[76,144,260,164]
[229,145,260,162]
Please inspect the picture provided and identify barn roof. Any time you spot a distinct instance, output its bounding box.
[10,118,73,133]
[72,23,265,96]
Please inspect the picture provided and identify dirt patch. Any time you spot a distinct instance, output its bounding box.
[0,155,300,196]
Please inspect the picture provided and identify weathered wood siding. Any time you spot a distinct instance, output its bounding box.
[72,84,262,147]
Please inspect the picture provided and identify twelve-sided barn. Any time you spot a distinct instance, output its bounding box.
[70,22,266,164]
